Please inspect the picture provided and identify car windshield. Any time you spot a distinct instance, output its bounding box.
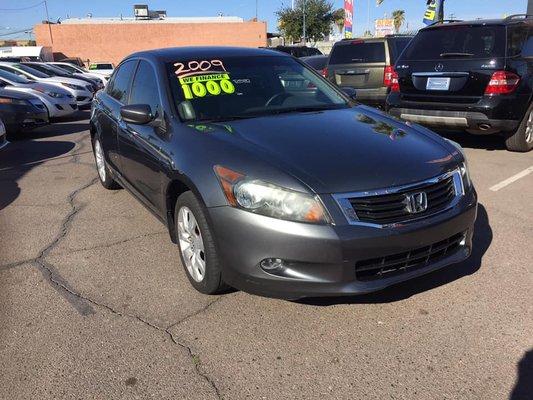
[400,25,506,60]
[13,64,51,78]
[0,68,31,84]
[167,55,349,122]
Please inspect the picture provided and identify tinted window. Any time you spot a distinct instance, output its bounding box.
[389,38,412,63]
[106,60,137,103]
[11,64,50,78]
[301,56,328,70]
[507,25,530,57]
[90,64,113,70]
[400,25,506,61]
[329,42,386,64]
[129,61,160,112]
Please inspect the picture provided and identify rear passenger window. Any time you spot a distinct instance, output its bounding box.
[329,42,386,64]
[106,60,137,103]
[129,61,160,113]
[507,26,529,57]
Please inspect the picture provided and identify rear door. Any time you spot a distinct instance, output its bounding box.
[396,24,507,103]
[328,40,387,89]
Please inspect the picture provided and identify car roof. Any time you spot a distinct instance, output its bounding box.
[0,87,36,100]
[124,46,289,64]
[421,16,533,31]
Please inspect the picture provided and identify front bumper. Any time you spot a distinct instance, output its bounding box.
[208,189,477,299]
[1,106,49,134]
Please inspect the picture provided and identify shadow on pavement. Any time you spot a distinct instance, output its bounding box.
[437,130,506,151]
[510,349,533,400]
[12,113,89,140]
[299,204,492,306]
[0,140,76,210]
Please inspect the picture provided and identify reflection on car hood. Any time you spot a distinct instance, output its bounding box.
[199,106,458,194]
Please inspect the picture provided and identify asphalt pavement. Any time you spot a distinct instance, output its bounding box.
[0,111,532,399]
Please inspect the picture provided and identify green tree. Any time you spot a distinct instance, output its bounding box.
[277,0,336,43]
[392,9,406,33]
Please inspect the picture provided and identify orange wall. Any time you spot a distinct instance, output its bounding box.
[35,21,267,65]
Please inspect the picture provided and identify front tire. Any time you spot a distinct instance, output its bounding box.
[175,191,229,295]
[92,136,121,190]
[505,103,533,152]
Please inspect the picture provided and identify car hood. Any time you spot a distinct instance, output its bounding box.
[0,87,38,101]
[203,107,458,194]
[42,76,91,89]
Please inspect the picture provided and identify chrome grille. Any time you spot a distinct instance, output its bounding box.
[349,175,455,224]
[355,232,465,281]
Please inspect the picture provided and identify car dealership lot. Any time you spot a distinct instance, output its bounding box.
[0,114,531,399]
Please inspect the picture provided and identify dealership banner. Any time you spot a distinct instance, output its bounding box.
[375,18,394,37]
[423,0,443,25]
[344,0,353,38]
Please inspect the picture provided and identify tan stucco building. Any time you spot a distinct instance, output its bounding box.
[35,17,267,66]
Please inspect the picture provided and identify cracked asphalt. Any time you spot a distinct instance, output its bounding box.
[0,111,532,400]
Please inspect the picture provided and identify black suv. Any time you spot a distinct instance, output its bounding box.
[327,35,413,108]
[387,15,533,152]
[271,46,323,58]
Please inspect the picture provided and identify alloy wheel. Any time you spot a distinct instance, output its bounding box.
[177,206,206,282]
[525,110,533,144]
[94,139,106,182]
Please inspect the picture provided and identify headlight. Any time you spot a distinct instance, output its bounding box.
[0,97,28,105]
[46,91,65,98]
[459,161,471,190]
[214,165,330,224]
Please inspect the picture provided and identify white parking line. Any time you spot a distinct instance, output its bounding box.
[489,166,533,192]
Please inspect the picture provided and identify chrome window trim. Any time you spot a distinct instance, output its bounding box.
[332,168,463,228]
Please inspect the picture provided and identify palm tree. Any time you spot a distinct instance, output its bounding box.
[332,8,345,36]
[392,10,406,33]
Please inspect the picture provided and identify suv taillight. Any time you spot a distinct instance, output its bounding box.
[384,66,400,92]
[322,67,328,78]
[484,71,520,95]
[383,65,393,87]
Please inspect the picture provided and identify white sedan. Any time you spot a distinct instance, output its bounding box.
[0,62,94,108]
[0,69,77,118]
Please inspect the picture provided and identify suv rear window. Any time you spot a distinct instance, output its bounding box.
[400,25,506,61]
[388,38,412,63]
[329,42,386,64]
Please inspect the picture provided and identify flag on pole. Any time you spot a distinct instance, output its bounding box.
[423,0,443,25]
[344,0,353,38]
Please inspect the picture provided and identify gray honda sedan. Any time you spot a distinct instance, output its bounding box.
[90,47,477,299]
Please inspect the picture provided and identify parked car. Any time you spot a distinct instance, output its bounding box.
[387,15,533,152]
[58,57,85,67]
[271,46,323,58]
[88,62,114,78]
[327,35,413,108]
[0,117,7,150]
[0,69,77,118]
[0,62,94,108]
[300,55,329,77]
[22,62,102,91]
[90,47,477,299]
[0,88,48,136]
[50,61,108,84]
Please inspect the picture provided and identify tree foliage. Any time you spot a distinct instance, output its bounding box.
[277,0,336,43]
[392,9,406,33]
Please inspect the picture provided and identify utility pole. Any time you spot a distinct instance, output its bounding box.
[302,0,306,44]
[255,0,258,20]
[44,0,53,44]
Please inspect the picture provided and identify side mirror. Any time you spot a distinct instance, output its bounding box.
[521,37,533,59]
[120,104,153,125]
[340,86,357,100]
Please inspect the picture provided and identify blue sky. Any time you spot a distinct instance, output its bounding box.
[0,0,528,39]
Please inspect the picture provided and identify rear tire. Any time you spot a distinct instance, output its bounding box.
[175,191,229,295]
[505,103,533,152]
[92,136,121,190]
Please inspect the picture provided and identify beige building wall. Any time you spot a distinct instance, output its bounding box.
[35,21,267,65]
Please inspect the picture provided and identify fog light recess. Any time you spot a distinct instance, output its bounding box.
[260,258,285,272]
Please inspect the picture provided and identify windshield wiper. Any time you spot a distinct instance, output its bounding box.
[439,52,474,57]
[256,104,347,116]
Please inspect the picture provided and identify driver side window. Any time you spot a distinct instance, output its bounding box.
[129,60,161,116]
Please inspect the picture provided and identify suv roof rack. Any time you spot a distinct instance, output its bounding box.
[427,19,463,27]
[504,14,533,21]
